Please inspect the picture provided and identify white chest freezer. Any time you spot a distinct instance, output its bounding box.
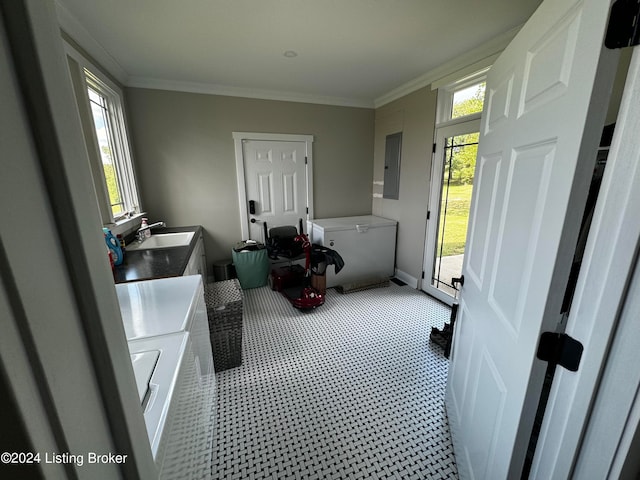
[308,215,397,288]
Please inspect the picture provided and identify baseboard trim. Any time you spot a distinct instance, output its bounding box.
[394,269,419,289]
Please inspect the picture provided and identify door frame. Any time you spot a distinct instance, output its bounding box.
[1,2,156,476]
[532,46,640,480]
[422,118,480,306]
[233,132,314,240]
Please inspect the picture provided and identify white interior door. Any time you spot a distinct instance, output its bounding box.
[532,47,639,480]
[446,0,618,478]
[242,139,308,241]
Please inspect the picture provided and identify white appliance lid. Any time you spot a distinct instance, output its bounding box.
[130,350,160,404]
[311,215,397,232]
[116,276,201,340]
[128,332,189,461]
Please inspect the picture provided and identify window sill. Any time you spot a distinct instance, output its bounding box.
[105,213,145,237]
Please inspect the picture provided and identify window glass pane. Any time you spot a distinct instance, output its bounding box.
[87,86,125,216]
[432,131,479,297]
[451,82,486,119]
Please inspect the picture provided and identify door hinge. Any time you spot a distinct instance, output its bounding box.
[421,271,425,279]
[536,332,584,372]
[605,0,640,49]
[306,207,309,214]
[305,156,308,165]
[427,210,431,220]
[432,143,437,153]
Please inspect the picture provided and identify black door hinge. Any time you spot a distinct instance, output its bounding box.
[305,156,308,165]
[421,271,425,279]
[427,210,431,220]
[536,332,584,372]
[432,143,437,153]
[605,0,640,49]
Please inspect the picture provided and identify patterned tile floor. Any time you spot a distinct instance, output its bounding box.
[212,283,459,479]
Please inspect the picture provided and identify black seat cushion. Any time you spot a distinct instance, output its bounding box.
[267,226,302,259]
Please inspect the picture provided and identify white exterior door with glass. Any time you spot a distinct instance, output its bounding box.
[423,119,480,305]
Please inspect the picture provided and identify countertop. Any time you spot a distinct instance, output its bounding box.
[113,225,202,283]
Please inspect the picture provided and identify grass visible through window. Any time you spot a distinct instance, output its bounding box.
[438,184,473,257]
[438,133,478,258]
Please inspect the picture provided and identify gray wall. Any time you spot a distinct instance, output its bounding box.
[125,88,375,265]
[373,87,438,282]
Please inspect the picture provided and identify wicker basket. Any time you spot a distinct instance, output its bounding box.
[204,279,243,372]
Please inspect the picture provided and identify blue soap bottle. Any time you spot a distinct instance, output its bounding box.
[103,228,124,266]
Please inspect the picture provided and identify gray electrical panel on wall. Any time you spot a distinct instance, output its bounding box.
[383,132,402,199]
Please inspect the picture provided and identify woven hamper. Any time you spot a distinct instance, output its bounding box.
[204,279,243,372]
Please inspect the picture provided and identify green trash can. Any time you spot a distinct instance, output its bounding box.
[232,245,269,289]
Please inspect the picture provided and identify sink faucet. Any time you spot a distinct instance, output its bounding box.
[137,221,166,241]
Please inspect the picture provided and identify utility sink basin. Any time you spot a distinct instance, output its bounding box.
[127,232,194,251]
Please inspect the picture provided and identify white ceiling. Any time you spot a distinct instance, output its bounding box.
[55,0,542,108]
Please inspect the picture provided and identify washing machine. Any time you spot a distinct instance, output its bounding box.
[116,275,213,379]
[129,332,215,479]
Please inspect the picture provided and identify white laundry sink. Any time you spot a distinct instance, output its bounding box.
[127,232,194,251]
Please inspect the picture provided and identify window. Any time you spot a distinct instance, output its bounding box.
[64,40,141,226]
[422,69,487,305]
[83,70,140,221]
[451,82,486,119]
[436,69,488,126]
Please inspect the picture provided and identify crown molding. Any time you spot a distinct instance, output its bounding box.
[126,76,374,109]
[55,1,521,111]
[373,25,522,108]
[54,0,129,85]
[55,1,371,109]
